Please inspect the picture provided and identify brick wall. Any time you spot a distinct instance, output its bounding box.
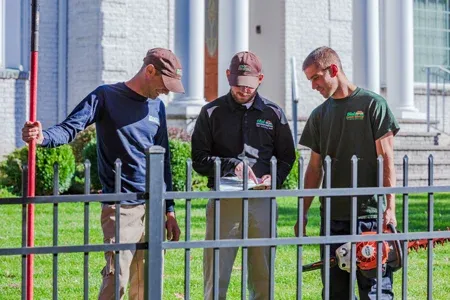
[100,0,172,88]
[0,75,29,159]
[37,0,59,129]
[284,0,353,119]
[67,0,102,112]
[67,0,173,111]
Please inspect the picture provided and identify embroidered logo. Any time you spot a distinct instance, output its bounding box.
[238,65,251,72]
[148,115,160,125]
[346,110,364,121]
[256,119,273,130]
[176,69,182,76]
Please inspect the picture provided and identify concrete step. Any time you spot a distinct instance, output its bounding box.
[289,117,439,133]
[395,132,438,146]
[291,116,440,147]
[297,132,439,147]
[394,145,450,163]
[297,146,450,186]
[299,145,450,162]
[395,163,450,176]
[396,118,439,133]
[395,174,450,187]
[290,118,440,136]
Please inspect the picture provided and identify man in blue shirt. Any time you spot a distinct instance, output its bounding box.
[22,48,184,299]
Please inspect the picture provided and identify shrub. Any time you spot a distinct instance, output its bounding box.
[281,150,300,190]
[0,186,16,197]
[82,140,102,191]
[0,145,75,195]
[169,139,208,191]
[168,127,191,142]
[68,126,97,193]
[70,125,96,163]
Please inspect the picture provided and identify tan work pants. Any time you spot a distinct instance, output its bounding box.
[98,204,145,300]
[204,198,276,300]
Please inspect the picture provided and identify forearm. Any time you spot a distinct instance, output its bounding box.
[42,92,100,147]
[383,156,396,211]
[303,165,323,215]
[42,125,79,147]
[192,154,241,178]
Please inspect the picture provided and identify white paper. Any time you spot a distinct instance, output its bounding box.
[219,176,270,191]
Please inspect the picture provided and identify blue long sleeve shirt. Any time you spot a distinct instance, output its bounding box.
[41,82,174,211]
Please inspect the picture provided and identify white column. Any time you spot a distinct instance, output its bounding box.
[167,0,205,132]
[186,0,205,101]
[352,0,380,94]
[58,0,68,122]
[385,0,424,119]
[218,0,249,96]
[172,0,205,102]
[5,0,21,69]
[0,1,4,69]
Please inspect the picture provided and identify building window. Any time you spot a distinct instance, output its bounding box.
[0,0,28,71]
[414,0,450,82]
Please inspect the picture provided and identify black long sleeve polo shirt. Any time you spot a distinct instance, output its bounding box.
[191,92,296,189]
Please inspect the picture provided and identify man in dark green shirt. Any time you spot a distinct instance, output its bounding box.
[295,46,399,299]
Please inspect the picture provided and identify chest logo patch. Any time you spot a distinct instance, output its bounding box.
[346,110,364,121]
[256,119,273,130]
[148,115,160,126]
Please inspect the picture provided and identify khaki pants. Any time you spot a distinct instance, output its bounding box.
[98,204,145,300]
[203,198,276,300]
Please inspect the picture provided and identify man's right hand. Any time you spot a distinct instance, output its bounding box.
[234,162,259,184]
[22,121,44,145]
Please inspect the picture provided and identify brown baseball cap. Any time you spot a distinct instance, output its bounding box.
[143,48,185,93]
[228,51,262,89]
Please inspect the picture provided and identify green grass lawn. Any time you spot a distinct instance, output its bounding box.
[0,193,449,299]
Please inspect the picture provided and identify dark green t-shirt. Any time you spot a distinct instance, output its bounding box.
[300,87,400,221]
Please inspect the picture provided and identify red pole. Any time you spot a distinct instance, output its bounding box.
[27,1,39,299]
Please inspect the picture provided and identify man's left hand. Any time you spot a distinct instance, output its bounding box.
[166,212,181,241]
[383,207,397,230]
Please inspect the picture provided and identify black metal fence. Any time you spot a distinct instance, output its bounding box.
[1,146,450,299]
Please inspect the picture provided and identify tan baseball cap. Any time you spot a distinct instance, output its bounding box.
[228,51,262,89]
[143,48,185,93]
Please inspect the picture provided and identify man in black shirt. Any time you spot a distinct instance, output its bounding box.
[295,46,399,299]
[192,51,295,299]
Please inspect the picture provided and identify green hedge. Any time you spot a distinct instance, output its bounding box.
[0,187,16,198]
[68,126,97,194]
[82,140,101,191]
[281,150,300,190]
[0,145,75,195]
[70,136,208,193]
[169,139,208,191]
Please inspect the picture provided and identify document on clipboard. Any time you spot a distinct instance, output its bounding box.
[219,176,270,192]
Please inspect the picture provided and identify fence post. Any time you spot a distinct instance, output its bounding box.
[145,146,165,299]
[291,56,299,145]
[22,165,29,300]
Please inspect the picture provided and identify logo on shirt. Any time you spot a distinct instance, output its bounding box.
[148,115,160,126]
[346,110,364,121]
[256,119,273,130]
